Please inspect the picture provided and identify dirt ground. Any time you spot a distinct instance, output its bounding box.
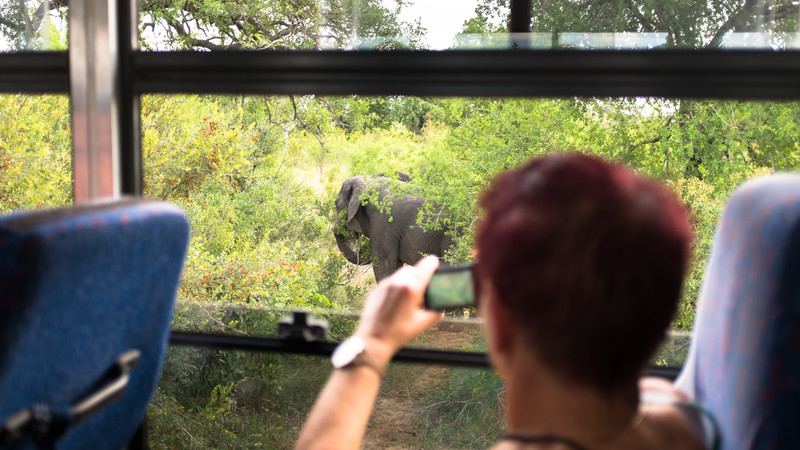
[361,324,484,449]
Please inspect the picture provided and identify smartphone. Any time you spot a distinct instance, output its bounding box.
[424,264,476,310]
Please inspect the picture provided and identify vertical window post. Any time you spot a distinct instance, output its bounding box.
[509,0,532,33]
[69,0,121,202]
[118,0,142,196]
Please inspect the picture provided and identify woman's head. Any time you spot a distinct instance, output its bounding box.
[476,153,692,392]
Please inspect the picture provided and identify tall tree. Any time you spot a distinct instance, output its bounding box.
[0,0,67,50]
[139,0,425,50]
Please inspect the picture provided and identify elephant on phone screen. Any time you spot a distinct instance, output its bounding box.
[334,175,452,281]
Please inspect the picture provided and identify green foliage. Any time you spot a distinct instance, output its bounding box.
[332,208,373,263]
[0,95,71,213]
[341,125,425,176]
[652,331,692,368]
[473,0,800,49]
[142,95,257,202]
[136,93,800,332]
[149,307,362,448]
[174,185,360,315]
[0,0,68,51]
[417,368,504,448]
[180,244,332,309]
[141,94,800,331]
[149,348,333,449]
[139,0,426,51]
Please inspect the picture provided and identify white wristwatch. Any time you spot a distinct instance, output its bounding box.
[331,336,385,377]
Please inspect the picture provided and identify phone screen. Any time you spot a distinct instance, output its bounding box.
[424,264,476,310]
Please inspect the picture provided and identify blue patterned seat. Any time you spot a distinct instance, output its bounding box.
[676,174,800,450]
[0,199,189,449]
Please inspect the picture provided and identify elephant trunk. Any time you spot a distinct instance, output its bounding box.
[334,232,372,266]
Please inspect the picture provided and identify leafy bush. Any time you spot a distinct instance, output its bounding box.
[416,367,504,449]
[0,95,71,213]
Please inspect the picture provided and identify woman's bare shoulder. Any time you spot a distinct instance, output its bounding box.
[633,377,706,450]
[639,376,689,398]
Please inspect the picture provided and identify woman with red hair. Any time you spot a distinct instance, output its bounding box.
[296,153,716,450]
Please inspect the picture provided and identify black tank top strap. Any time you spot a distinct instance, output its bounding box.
[640,388,721,450]
[501,433,590,450]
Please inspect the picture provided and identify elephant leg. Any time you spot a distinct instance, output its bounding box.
[371,242,401,282]
[373,255,402,282]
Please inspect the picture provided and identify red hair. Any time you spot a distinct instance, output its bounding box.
[476,153,692,391]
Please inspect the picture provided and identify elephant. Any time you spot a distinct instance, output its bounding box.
[334,174,452,281]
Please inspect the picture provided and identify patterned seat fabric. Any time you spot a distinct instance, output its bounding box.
[0,199,189,449]
[676,174,800,450]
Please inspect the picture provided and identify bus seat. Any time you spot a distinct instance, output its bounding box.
[675,174,800,450]
[0,199,189,449]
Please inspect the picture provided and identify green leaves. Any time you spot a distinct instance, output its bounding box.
[139,0,426,51]
[142,95,255,202]
[5,90,800,332]
[0,94,71,213]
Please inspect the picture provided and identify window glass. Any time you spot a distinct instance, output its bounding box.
[526,0,800,49]
[138,0,435,50]
[141,94,800,346]
[149,351,503,448]
[0,0,68,52]
[137,0,800,51]
[149,341,687,448]
[0,94,72,212]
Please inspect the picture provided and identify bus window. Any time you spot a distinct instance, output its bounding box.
[136,0,800,52]
[149,348,503,448]
[137,0,492,51]
[139,94,800,346]
[141,94,800,447]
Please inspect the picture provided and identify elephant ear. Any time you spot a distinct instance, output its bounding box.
[337,177,366,234]
[346,181,366,233]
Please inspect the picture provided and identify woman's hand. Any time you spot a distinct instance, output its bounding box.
[354,255,443,368]
[295,256,442,449]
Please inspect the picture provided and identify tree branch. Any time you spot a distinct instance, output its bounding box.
[706,0,761,48]
[625,0,657,32]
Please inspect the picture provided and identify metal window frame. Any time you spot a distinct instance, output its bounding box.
[169,331,681,378]
[69,0,122,202]
[134,49,800,99]
[0,52,69,93]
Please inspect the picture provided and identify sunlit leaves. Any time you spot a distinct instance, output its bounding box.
[0,94,71,213]
[139,0,425,50]
[142,95,255,202]
[4,91,800,330]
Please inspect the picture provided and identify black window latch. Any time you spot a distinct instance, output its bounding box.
[277,311,329,342]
